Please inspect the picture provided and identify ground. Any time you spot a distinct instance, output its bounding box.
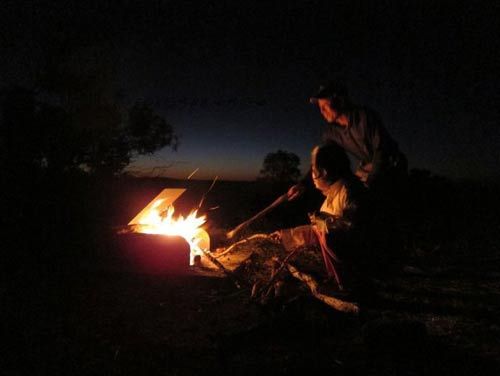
[2,177,500,375]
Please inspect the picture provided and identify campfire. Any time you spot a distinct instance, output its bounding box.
[128,188,210,266]
[120,188,358,313]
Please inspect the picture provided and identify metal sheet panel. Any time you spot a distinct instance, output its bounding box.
[117,233,191,274]
[128,188,186,225]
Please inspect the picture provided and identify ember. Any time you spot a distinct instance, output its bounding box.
[128,188,210,265]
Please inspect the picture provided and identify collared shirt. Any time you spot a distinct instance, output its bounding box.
[319,179,350,217]
[321,106,404,185]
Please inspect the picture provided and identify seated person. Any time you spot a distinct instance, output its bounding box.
[274,143,368,292]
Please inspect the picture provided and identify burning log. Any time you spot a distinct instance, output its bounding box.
[286,264,360,314]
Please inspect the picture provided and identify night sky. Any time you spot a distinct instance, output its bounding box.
[2,1,499,180]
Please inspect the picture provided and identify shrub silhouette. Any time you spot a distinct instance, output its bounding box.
[258,149,301,185]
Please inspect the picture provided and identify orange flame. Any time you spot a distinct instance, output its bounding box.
[131,198,209,265]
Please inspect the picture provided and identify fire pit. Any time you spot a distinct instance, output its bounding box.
[118,188,210,273]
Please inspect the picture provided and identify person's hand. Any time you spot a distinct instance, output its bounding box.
[287,184,305,201]
[355,162,372,185]
[308,213,328,234]
[354,167,369,183]
[269,231,282,243]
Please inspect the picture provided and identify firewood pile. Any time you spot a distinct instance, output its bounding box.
[209,234,360,314]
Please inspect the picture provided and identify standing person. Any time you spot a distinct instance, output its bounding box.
[288,80,407,200]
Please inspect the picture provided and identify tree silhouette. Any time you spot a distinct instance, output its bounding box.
[1,45,178,177]
[0,87,177,177]
[259,150,301,184]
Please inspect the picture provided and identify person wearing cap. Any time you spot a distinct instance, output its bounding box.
[287,81,407,200]
[287,81,409,273]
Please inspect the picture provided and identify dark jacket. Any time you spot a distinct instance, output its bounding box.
[322,106,406,187]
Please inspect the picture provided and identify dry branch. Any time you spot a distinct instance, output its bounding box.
[215,233,271,259]
[251,247,302,301]
[201,248,245,289]
[286,264,360,314]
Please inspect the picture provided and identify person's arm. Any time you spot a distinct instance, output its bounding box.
[311,200,358,234]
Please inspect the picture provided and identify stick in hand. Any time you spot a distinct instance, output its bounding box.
[226,193,288,239]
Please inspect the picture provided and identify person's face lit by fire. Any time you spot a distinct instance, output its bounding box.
[311,146,330,195]
[316,97,350,127]
[317,98,340,124]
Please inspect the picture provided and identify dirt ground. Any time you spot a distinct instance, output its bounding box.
[2,177,500,375]
[4,238,500,376]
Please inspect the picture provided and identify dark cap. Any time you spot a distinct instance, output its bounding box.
[309,81,348,104]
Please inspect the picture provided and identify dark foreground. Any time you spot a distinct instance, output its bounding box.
[3,263,500,375]
[2,175,500,375]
